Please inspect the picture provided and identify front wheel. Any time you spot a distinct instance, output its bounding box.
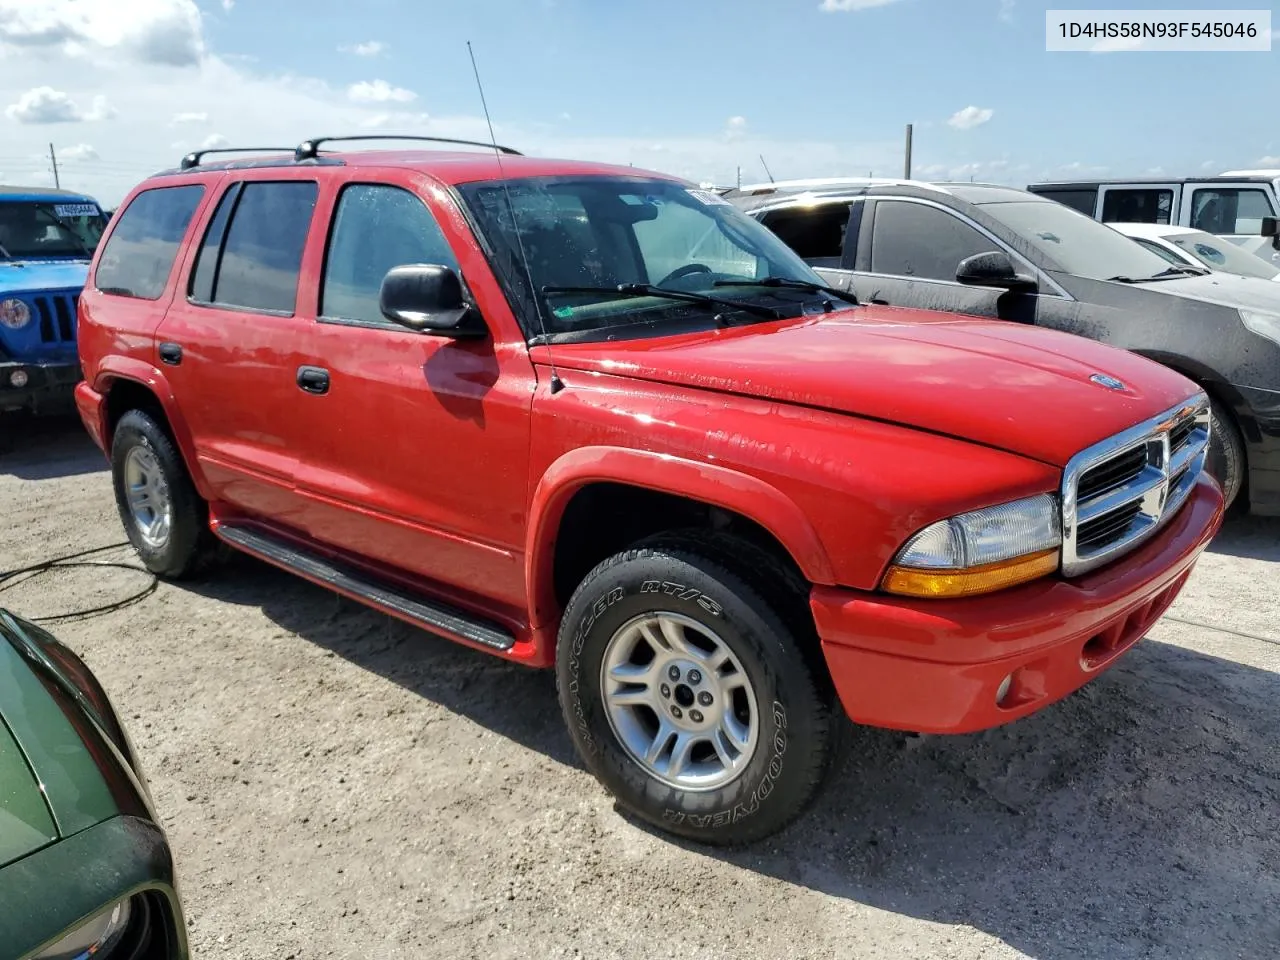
[1206,398,1245,511]
[556,535,841,846]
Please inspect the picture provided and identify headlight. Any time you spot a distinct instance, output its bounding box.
[1239,309,1280,348]
[882,493,1062,598]
[0,298,31,329]
[33,899,131,959]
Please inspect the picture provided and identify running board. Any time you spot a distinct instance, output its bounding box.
[216,524,516,652]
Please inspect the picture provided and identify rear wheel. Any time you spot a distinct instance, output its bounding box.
[556,533,841,846]
[110,409,219,578]
[1206,398,1245,511]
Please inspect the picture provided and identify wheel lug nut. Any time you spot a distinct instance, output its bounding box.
[668,665,681,682]
[688,669,702,684]
[671,706,683,719]
[660,683,671,698]
[697,691,713,706]
[690,709,704,723]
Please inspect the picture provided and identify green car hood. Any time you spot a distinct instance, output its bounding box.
[0,716,57,867]
[0,613,128,862]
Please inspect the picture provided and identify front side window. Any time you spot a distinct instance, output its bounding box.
[190,180,318,314]
[95,185,205,300]
[456,177,822,339]
[1100,189,1174,225]
[870,200,999,281]
[321,184,458,325]
[1189,188,1275,235]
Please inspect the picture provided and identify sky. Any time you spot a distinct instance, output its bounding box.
[0,0,1276,206]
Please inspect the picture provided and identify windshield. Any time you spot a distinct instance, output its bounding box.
[456,176,827,338]
[979,199,1175,281]
[0,200,107,259]
[1167,230,1280,280]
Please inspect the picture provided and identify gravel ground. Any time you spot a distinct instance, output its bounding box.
[3,416,1278,960]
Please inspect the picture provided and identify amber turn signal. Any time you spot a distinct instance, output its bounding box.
[882,548,1060,599]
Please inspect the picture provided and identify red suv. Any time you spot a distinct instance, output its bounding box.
[75,137,1224,844]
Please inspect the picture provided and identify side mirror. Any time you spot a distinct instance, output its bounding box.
[1261,216,1280,250]
[956,251,1038,291]
[379,264,482,336]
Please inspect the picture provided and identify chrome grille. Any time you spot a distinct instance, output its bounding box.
[1061,394,1211,576]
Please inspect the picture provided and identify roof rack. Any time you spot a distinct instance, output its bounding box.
[293,135,522,162]
[179,147,295,171]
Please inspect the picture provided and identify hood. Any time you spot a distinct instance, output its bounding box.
[1138,271,1280,313]
[548,305,1200,467]
[0,259,90,296]
[0,611,136,845]
[0,715,57,867]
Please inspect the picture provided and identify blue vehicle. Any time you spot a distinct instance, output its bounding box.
[0,186,109,418]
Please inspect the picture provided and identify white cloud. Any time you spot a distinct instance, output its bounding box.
[200,132,230,150]
[5,86,114,123]
[998,0,1014,21]
[347,79,416,104]
[0,0,205,67]
[340,40,385,56]
[171,110,207,124]
[221,0,233,9]
[61,143,99,161]
[1257,155,1280,166]
[724,115,747,141]
[819,0,903,10]
[1201,160,1217,171]
[559,111,571,121]
[947,105,993,130]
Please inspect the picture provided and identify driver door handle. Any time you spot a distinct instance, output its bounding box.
[296,366,330,396]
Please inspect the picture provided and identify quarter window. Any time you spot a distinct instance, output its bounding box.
[190,181,318,314]
[321,184,458,325]
[870,200,1000,281]
[95,185,205,300]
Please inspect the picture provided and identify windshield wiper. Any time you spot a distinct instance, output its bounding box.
[32,207,93,258]
[0,241,13,260]
[540,283,784,321]
[1107,265,1207,283]
[713,276,859,307]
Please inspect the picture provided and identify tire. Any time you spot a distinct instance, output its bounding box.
[1206,398,1245,511]
[110,409,219,578]
[556,532,841,846]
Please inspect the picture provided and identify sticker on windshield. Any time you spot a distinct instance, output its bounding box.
[53,203,99,218]
[687,189,731,207]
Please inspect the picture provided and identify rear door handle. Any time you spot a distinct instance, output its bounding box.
[158,342,182,365]
[296,365,330,395]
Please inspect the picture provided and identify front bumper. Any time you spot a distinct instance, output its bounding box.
[0,359,81,414]
[811,473,1225,734]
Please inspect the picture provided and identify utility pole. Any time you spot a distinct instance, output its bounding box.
[736,166,742,189]
[903,123,913,179]
[48,143,60,188]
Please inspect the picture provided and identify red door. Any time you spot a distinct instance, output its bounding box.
[155,174,324,529]
[291,177,536,613]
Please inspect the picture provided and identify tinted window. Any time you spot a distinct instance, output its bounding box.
[760,201,852,267]
[1031,188,1097,216]
[870,200,999,280]
[321,184,458,324]
[195,181,317,314]
[1100,188,1173,224]
[95,185,204,300]
[1189,188,1276,235]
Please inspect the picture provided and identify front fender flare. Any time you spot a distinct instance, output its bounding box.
[525,446,836,629]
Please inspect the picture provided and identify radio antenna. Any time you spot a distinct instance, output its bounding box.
[759,154,775,183]
[467,40,564,394]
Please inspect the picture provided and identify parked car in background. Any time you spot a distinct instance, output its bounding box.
[0,186,109,421]
[727,177,1280,515]
[74,139,1223,845]
[1110,222,1280,282]
[0,609,187,959]
[1025,172,1280,265]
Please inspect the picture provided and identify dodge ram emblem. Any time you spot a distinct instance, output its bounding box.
[1090,373,1126,391]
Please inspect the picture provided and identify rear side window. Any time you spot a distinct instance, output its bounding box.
[759,202,852,267]
[95,185,205,300]
[321,184,457,325]
[1100,189,1173,224]
[190,181,318,314]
